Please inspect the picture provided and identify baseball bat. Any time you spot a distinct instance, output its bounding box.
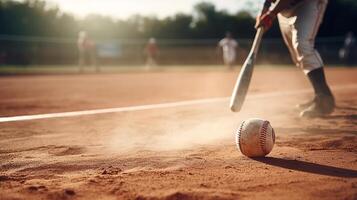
[230,27,264,112]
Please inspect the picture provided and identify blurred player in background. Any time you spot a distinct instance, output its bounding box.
[144,38,159,68]
[218,32,238,69]
[256,0,335,117]
[339,31,355,66]
[77,31,98,72]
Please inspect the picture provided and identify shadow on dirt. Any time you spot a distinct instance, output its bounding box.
[322,114,357,120]
[275,127,357,135]
[335,106,357,111]
[253,157,357,178]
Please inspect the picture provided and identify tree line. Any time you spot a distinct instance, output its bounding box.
[0,0,356,40]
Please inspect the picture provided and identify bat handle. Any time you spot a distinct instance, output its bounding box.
[251,27,265,56]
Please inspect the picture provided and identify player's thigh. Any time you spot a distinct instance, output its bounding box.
[278,14,299,63]
[294,0,327,47]
[292,0,327,72]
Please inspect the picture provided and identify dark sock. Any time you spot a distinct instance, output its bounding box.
[307,67,333,97]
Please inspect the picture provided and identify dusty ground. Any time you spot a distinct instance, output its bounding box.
[0,66,356,200]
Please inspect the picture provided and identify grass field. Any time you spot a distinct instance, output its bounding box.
[0,65,356,200]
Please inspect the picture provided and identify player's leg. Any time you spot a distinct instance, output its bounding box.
[277,14,299,67]
[146,55,152,67]
[152,54,157,66]
[288,0,334,117]
[278,13,316,109]
[227,52,236,70]
[296,0,334,117]
[78,49,85,72]
[223,53,230,68]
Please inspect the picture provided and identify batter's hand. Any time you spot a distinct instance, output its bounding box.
[255,12,276,31]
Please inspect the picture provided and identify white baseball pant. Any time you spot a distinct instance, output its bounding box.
[278,0,328,74]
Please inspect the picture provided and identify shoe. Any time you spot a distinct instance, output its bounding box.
[300,94,335,117]
[296,97,315,110]
[299,67,335,118]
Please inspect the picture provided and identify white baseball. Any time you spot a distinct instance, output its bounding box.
[236,118,275,157]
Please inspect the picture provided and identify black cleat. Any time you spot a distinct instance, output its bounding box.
[299,67,335,117]
[300,94,335,118]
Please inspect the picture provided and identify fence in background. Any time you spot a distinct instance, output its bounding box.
[0,35,354,67]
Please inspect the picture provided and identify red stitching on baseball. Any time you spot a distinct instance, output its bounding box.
[237,121,245,154]
[259,121,269,155]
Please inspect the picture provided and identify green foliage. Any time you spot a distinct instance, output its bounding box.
[0,0,78,37]
[0,0,356,39]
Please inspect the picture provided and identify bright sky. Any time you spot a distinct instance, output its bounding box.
[45,0,264,19]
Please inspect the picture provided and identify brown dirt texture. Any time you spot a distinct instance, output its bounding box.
[0,67,356,200]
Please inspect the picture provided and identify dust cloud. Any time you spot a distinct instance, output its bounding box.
[106,117,236,153]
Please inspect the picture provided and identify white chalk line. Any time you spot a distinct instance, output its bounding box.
[0,84,356,123]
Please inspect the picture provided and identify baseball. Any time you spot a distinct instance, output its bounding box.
[236,118,275,157]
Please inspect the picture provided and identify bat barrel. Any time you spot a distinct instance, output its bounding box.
[229,28,264,112]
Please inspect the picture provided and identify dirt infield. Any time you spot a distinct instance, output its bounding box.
[0,66,356,200]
